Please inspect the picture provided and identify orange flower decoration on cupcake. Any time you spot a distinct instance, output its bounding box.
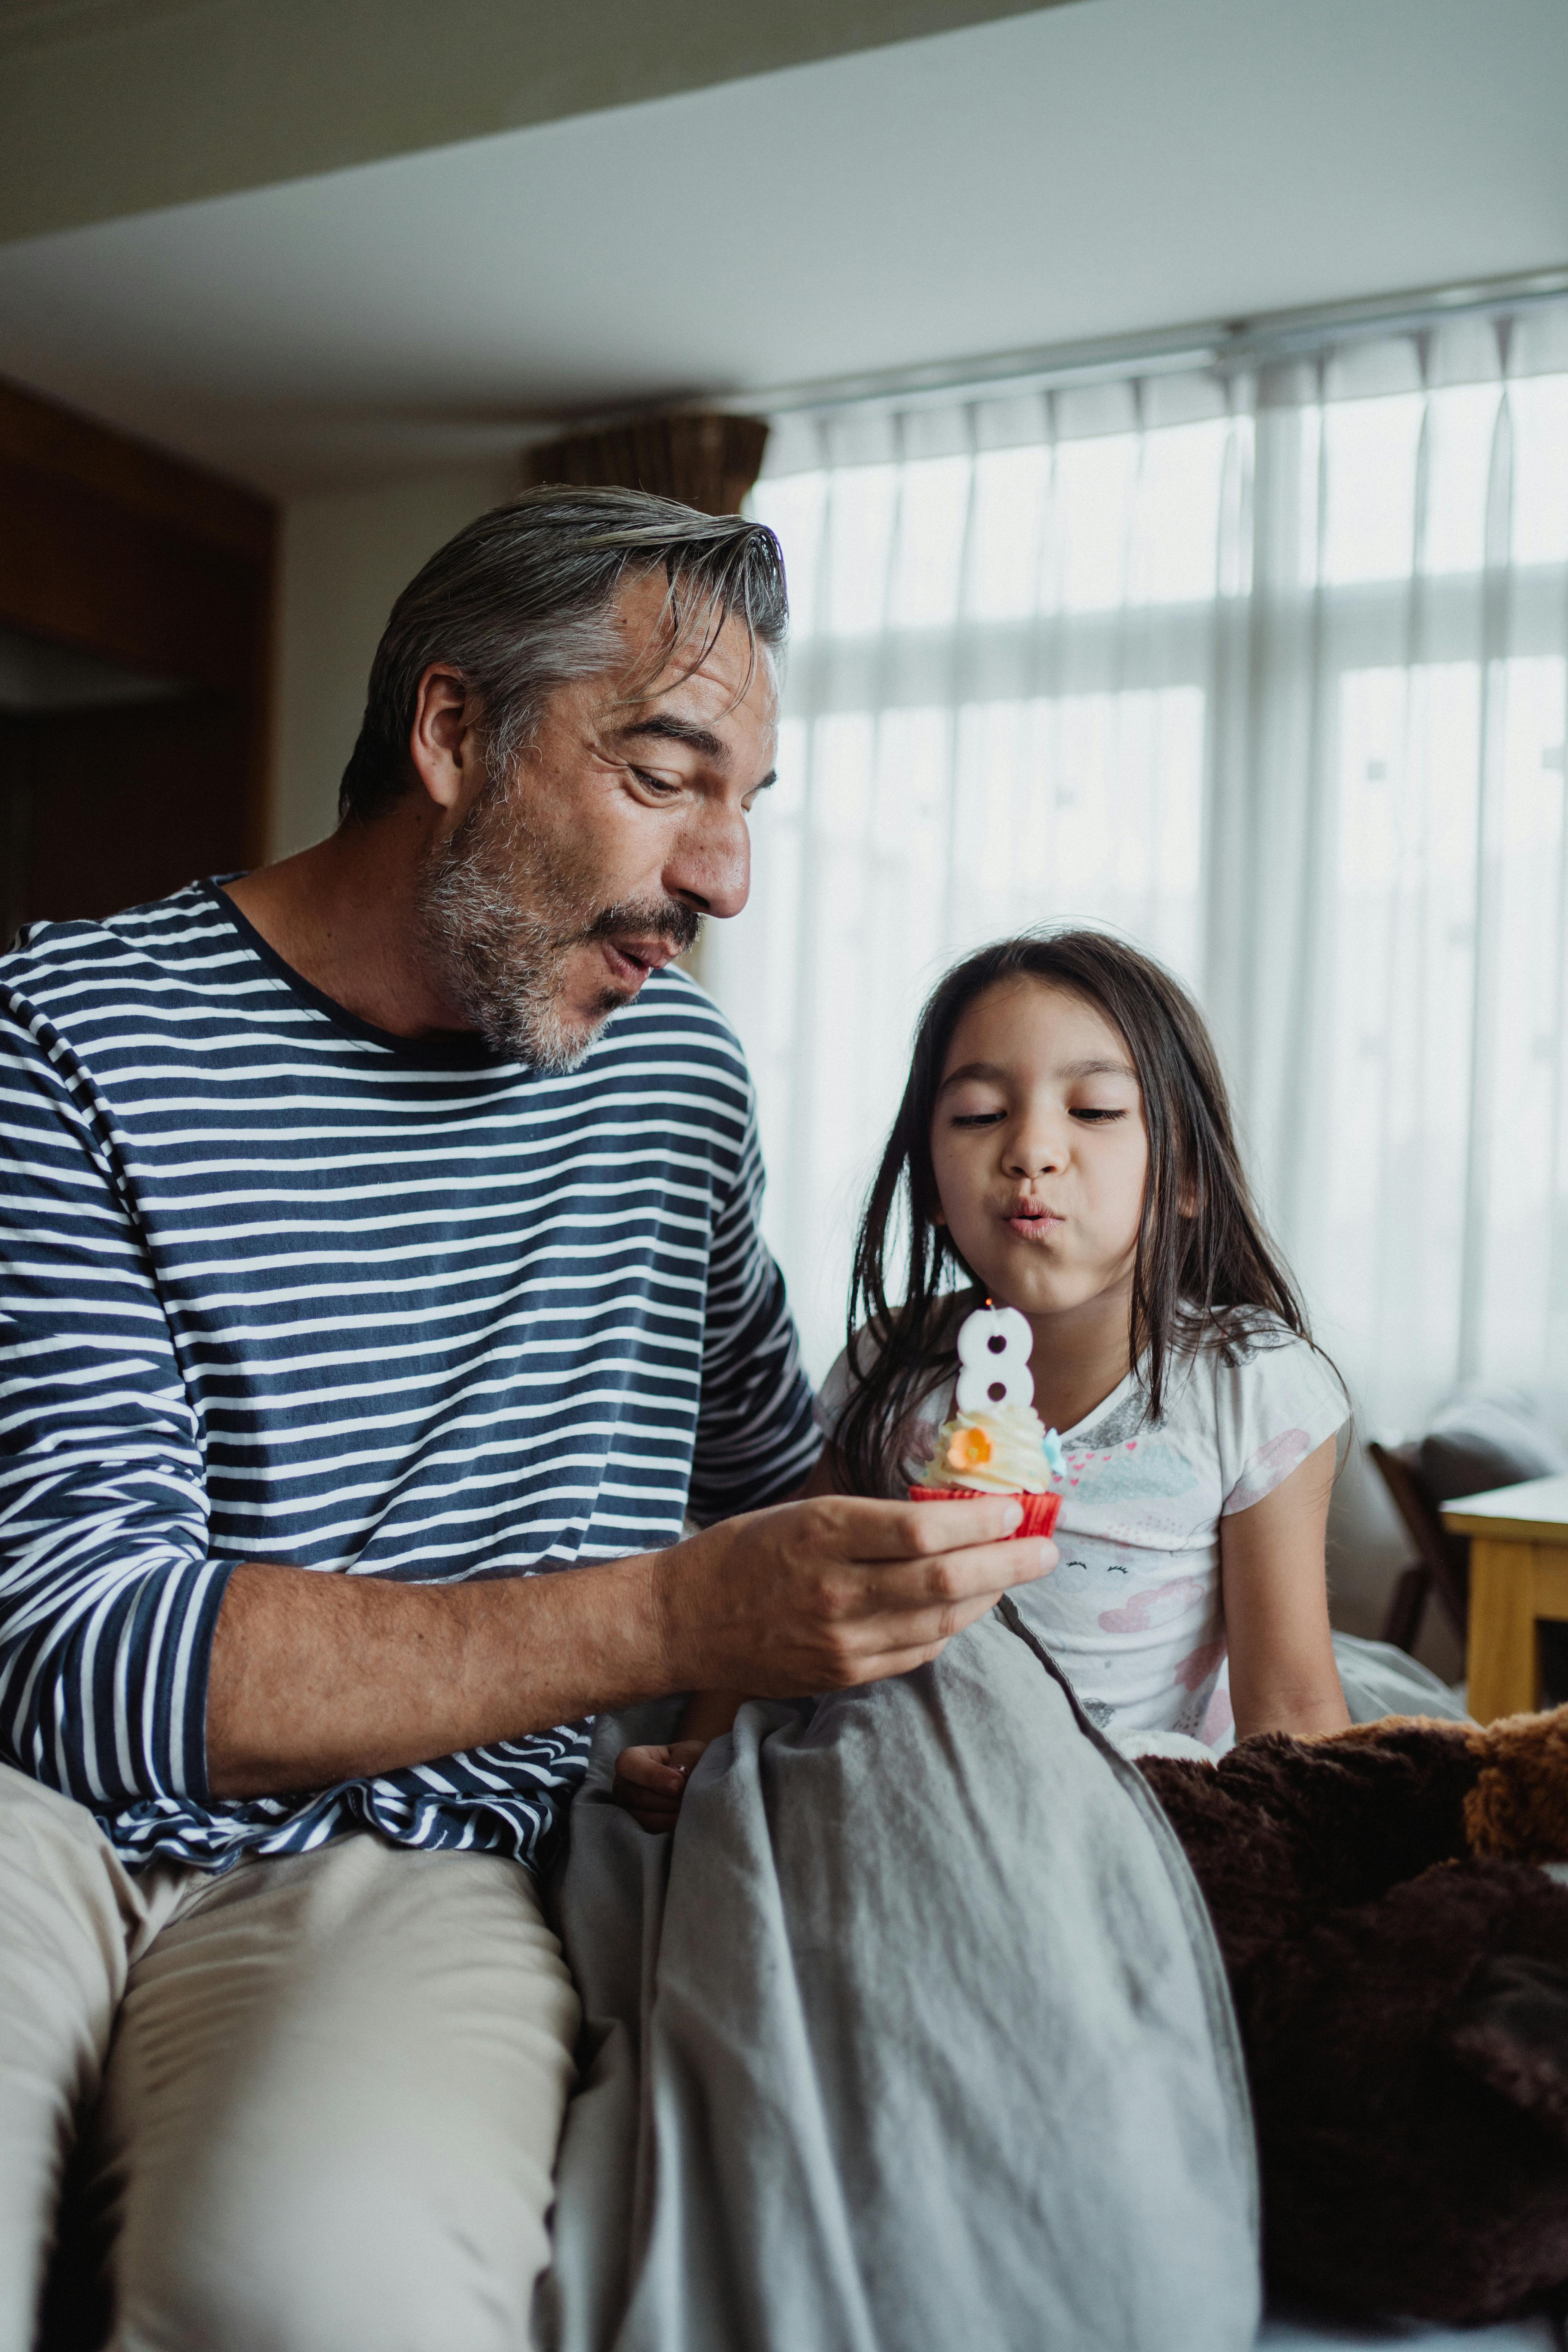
[947,1424,994,1474]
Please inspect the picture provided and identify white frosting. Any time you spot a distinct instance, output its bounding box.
[919,1403,1053,1494]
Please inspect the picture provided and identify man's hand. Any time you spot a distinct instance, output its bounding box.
[207,1494,1053,1799]
[653,1492,1054,1698]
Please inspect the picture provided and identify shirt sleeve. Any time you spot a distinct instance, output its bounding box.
[0,991,230,1809]
[686,1097,820,1524]
[1214,1328,1350,1518]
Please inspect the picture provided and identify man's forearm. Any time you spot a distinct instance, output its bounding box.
[205,1490,1053,1800]
[206,1553,677,1798]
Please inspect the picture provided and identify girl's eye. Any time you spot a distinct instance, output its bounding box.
[1071,1107,1126,1123]
[951,1111,1006,1128]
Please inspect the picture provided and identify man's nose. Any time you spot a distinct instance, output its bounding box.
[666,802,751,922]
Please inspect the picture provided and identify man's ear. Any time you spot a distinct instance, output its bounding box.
[408,664,479,814]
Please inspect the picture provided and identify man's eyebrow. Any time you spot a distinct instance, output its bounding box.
[614,713,729,762]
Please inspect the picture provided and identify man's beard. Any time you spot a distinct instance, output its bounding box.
[416,776,701,1073]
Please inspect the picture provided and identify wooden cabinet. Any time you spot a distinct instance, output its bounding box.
[0,377,276,938]
[1443,1475,1568,1721]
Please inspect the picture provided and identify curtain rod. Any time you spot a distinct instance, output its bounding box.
[514,263,1568,451]
[708,263,1568,422]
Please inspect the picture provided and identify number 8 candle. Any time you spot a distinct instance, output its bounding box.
[908,1299,1065,1538]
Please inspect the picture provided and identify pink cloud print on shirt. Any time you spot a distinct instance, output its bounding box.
[1224,1427,1312,1514]
[1097,1575,1209,1637]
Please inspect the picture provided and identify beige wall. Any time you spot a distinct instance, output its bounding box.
[269,462,519,860]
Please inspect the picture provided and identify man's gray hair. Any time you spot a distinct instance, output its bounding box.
[338,485,788,824]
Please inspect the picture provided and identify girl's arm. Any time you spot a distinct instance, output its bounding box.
[1220,1436,1351,1741]
[678,1687,749,1742]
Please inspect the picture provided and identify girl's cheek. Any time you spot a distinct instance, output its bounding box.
[931,1140,978,1218]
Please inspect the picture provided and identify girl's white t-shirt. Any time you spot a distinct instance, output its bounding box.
[816,1316,1349,1755]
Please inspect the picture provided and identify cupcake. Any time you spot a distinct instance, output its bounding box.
[908,1403,1064,1538]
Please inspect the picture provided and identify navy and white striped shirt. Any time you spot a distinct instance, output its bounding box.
[0,881,817,1873]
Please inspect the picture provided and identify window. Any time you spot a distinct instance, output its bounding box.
[705,308,1568,1432]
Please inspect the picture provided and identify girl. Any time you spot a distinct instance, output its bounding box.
[616,929,1349,1827]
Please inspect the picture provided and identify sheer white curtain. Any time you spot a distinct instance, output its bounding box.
[706,305,1568,1434]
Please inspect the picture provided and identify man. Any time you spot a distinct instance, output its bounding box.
[0,488,1051,2350]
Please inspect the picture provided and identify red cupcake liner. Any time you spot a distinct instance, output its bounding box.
[907,1485,1061,1538]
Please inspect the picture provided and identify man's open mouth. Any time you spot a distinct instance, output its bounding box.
[599,936,678,986]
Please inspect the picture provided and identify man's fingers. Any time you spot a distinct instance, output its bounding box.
[824,1593,1032,1691]
[786,1539,1057,1688]
[828,1575,1053,1686]
[824,1493,1027,1561]
[840,1537,1056,1621]
[851,1581,1014,1660]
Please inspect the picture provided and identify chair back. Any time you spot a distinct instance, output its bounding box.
[1367,1439,1470,1642]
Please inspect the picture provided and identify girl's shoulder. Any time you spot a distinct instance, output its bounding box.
[814,1318,894,1430]
[813,1336,862,1437]
[1204,1309,1345,1401]
[1173,1310,1350,1514]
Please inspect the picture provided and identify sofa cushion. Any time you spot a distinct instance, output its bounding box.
[1419,1390,1568,1506]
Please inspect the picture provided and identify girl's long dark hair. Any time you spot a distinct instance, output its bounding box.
[837,929,1316,1499]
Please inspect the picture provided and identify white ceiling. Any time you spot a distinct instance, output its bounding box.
[0,0,1564,498]
[0,0,1062,240]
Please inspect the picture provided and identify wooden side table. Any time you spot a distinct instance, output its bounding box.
[1442,1472,1568,1722]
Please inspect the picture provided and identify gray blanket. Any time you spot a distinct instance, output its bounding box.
[538,1602,1261,2352]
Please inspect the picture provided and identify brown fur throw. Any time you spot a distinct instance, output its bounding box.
[1141,1710,1568,2326]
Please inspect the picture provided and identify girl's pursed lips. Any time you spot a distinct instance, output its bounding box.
[1003,1201,1065,1238]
